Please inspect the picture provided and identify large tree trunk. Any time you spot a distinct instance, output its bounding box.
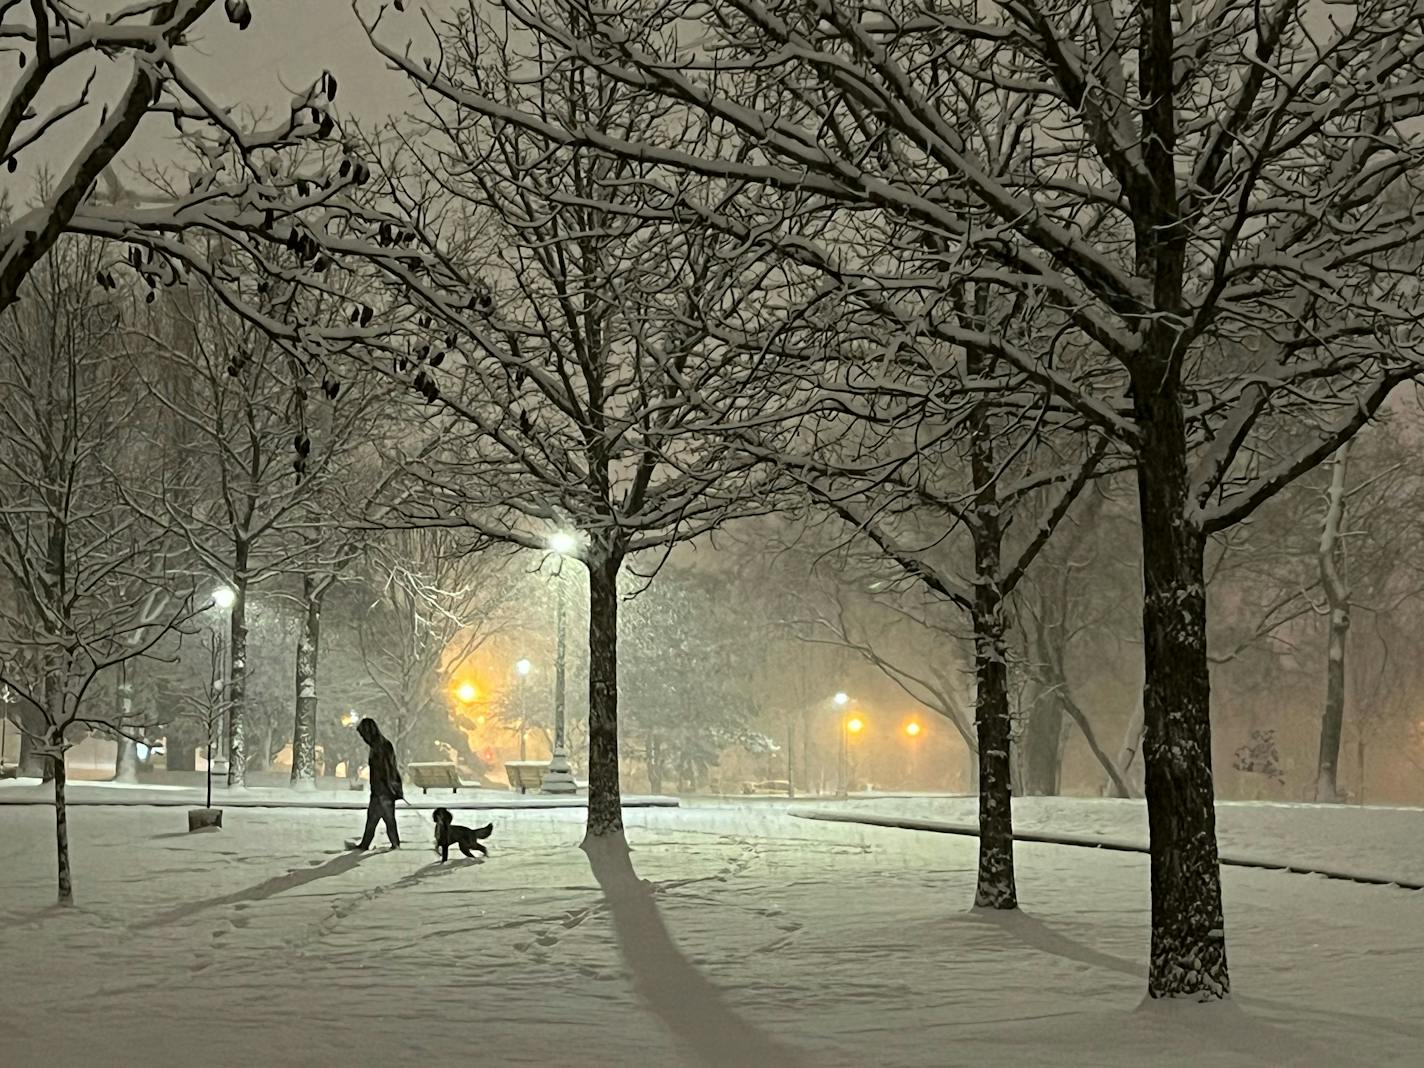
[967,318,1016,910]
[1135,377,1228,1000]
[164,714,198,772]
[971,588,1017,908]
[290,575,322,790]
[584,546,624,841]
[113,660,139,784]
[52,737,73,906]
[1020,689,1064,796]
[1314,443,1350,803]
[227,576,249,787]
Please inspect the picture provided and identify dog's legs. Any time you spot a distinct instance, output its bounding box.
[459,841,476,859]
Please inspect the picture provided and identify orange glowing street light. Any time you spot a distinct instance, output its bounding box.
[905,721,922,737]
[455,681,477,704]
[839,714,865,798]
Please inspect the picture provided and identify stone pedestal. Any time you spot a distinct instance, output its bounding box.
[540,747,578,794]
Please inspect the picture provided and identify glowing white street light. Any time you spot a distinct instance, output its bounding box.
[515,658,533,676]
[541,533,578,794]
[833,691,849,707]
[212,586,236,610]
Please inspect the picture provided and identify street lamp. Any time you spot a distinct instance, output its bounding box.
[837,697,864,799]
[455,681,477,705]
[904,720,923,788]
[541,532,578,794]
[515,659,532,761]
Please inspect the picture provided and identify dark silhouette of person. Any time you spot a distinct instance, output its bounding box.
[353,718,403,850]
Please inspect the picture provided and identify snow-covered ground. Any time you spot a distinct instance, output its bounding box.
[1,797,1420,1067]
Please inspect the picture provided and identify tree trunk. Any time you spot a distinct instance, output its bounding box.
[786,715,796,797]
[971,588,1017,908]
[113,660,138,784]
[1020,693,1064,796]
[164,716,198,771]
[290,575,323,790]
[227,576,249,787]
[646,734,663,795]
[1314,443,1350,803]
[1356,736,1366,805]
[53,739,73,906]
[1135,376,1228,999]
[967,314,1016,910]
[584,545,624,841]
[801,711,812,795]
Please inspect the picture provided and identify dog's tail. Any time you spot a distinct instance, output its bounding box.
[474,823,493,840]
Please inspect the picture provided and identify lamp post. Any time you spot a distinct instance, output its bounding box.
[833,692,849,798]
[541,531,578,794]
[515,658,532,761]
[210,586,235,780]
[904,720,923,788]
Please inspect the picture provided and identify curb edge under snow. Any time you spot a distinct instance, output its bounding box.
[788,808,1424,891]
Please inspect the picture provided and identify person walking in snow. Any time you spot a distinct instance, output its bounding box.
[352,717,403,850]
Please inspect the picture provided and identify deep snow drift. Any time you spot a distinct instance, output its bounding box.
[0,797,1420,1067]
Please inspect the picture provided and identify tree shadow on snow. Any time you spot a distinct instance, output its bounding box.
[583,835,812,1068]
[133,850,368,929]
[965,907,1144,978]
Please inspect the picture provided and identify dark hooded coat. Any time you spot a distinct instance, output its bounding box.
[356,718,403,800]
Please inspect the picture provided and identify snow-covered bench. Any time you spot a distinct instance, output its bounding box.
[504,760,550,795]
[406,762,467,794]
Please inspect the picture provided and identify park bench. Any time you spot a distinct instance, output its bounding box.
[406,761,470,795]
[504,760,550,795]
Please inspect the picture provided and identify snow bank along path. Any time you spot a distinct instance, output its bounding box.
[790,807,1424,891]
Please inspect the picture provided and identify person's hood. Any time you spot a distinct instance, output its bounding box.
[356,718,382,744]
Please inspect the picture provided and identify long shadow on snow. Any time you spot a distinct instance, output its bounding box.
[132,850,369,929]
[963,907,1143,978]
[583,835,812,1068]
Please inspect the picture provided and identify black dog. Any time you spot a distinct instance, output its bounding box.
[432,807,493,862]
